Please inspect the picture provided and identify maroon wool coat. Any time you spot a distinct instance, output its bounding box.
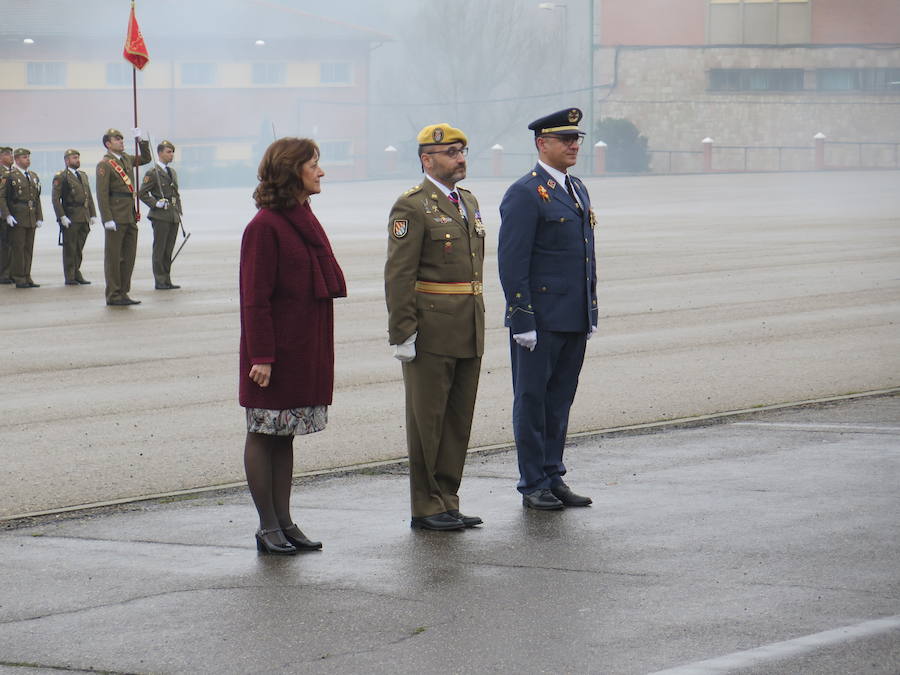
[239,203,336,410]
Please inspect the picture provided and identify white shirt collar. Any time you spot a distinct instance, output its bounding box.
[424,173,454,198]
[109,152,122,160]
[69,167,80,176]
[537,160,569,187]
[13,164,27,175]
[157,160,169,170]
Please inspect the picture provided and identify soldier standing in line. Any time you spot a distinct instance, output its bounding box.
[384,123,486,531]
[95,127,151,306]
[0,148,43,288]
[51,149,98,285]
[0,146,13,284]
[139,140,182,290]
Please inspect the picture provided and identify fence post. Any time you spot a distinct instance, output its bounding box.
[384,145,397,174]
[594,141,607,175]
[814,132,826,170]
[491,144,503,177]
[702,137,714,172]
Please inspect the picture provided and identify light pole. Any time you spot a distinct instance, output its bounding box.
[539,1,595,174]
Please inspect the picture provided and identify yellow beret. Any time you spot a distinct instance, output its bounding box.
[64,148,80,158]
[417,123,468,147]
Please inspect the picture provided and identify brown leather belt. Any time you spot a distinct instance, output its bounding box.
[415,280,483,295]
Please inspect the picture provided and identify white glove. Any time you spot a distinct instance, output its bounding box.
[103,220,117,231]
[60,216,71,228]
[513,330,538,352]
[6,215,16,227]
[586,325,598,341]
[132,127,143,140]
[155,199,168,208]
[89,217,100,227]
[36,220,43,228]
[392,332,417,363]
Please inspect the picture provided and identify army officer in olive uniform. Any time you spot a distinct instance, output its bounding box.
[139,140,183,290]
[96,127,151,306]
[52,149,98,285]
[0,146,14,284]
[0,148,43,288]
[384,123,486,531]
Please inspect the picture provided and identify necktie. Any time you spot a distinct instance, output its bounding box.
[448,191,467,221]
[565,176,582,212]
[166,166,172,179]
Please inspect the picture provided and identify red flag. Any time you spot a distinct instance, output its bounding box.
[123,2,149,70]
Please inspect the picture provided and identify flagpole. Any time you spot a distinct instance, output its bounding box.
[132,62,141,220]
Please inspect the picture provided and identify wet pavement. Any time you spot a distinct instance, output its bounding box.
[1,393,898,674]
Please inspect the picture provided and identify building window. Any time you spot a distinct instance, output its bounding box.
[27,62,66,86]
[181,63,216,86]
[709,68,804,92]
[179,146,216,165]
[818,68,900,92]
[320,62,352,85]
[107,63,143,87]
[252,62,286,85]
[708,0,809,44]
[318,140,352,164]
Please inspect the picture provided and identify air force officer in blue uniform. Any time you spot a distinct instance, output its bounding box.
[498,108,598,510]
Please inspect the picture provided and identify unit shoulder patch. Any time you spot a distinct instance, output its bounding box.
[392,219,409,238]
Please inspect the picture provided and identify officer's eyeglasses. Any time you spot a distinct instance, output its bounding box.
[545,135,584,147]
[425,146,469,159]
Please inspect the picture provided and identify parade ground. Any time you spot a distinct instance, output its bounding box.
[0,169,898,673]
[1,170,897,518]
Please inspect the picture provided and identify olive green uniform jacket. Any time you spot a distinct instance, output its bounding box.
[138,164,182,223]
[52,168,96,283]
[95,142,151,226]
[0,166,43,227]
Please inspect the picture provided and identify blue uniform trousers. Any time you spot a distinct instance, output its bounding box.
[509,329,587,494]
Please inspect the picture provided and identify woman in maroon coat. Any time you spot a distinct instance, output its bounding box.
[239,138,346,555]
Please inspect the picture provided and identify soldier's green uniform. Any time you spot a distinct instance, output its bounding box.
[95,129,151,305]
[0,149,43,288]
[51,149,96,285]
[0,147,13,284]
[384,123,486,524]
[138,141,183,289]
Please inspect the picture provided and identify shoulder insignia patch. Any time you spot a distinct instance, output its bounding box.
[392,219,409,238]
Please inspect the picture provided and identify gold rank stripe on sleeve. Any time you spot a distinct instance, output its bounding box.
[106,159,134,193]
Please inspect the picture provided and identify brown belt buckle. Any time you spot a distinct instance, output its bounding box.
[472,281,483,295]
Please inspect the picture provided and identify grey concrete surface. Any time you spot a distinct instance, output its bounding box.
[0,395,897,674]
[1,170,899,517]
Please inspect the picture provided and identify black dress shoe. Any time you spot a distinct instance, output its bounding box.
[107,298,132,306]
[124,297,141,305]
[0,278,13,284]
[65,280,79,285]
[75,278,91,285]
[155,283,172,290]
[410,512,465,531]
[522,488,565,510]
[255,528,298,555]
[447,509,483,527]
[28,282,40,288]
[282,523,322,550]
[167,283,181,289]
[15,283,31,288]
[550,482,593,507]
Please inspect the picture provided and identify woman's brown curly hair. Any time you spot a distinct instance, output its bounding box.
[253,137,320,210]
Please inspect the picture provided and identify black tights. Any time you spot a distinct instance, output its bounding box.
[244,432,295,535]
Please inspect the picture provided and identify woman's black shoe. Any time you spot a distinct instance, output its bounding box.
[282,523,323,550]
[255,528,298,555]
